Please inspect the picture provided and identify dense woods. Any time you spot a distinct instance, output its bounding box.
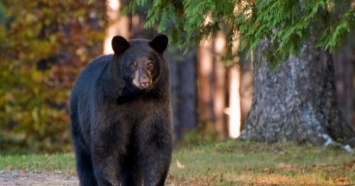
[1,0,355,153]
[0,0,107,153]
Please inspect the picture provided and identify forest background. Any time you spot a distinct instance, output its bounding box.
[0,0,354,154]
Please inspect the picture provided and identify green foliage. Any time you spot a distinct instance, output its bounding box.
[0,0,107,153]
[126,0,355,65]
[239,0,354,66]
[125,0,236,50]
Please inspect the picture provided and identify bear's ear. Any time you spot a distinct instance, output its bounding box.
[111,36,130,55]
[149,34,168,54]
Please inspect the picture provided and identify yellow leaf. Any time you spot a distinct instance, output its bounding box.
[176,160,185,169]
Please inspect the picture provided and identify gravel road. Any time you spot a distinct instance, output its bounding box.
[0,171,78,186]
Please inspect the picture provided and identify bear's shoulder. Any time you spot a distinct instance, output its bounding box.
[78,55,113,78]
[87,54,114,69]
[72,54,114,93]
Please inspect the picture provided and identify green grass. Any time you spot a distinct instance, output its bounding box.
[0,140,354,185]
[169,141,355,185]
[0,153,76,175]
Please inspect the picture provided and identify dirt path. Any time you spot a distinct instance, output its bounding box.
[0,171,78,186]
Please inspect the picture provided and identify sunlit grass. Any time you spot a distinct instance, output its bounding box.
[168,140,354,185]
[0,140,354,185]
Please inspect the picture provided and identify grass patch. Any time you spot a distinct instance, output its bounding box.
[169,140,354,185]
[0,153,76,175]
[0,140,354,185]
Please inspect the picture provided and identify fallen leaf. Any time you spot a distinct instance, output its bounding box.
[263,167,275,173]
[344,161,355,168]
[167,174,174,180]
[176,160,185,169]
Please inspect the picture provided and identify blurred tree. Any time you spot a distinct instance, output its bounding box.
[103,0,130,54]
[126,0,355,146]
[169,49,197,143]
[332,1,355,131]
[0,0,106,153]
[212,32,228,139]
[333,42,354,132]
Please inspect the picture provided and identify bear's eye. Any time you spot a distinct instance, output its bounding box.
[147,61,154,70]
[131,62,138,68]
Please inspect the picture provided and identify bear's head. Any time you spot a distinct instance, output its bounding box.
[111,34,168,92]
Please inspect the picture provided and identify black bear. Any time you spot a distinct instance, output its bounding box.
[70,34,173,186]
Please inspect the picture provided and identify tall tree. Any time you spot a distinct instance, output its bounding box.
[242,41,354,145]
[213,32,228,139]
[239,1,355,147]
[103,0,130,54]
[197,39,215,132]
[169,49,197,142]
[126,0,355,146]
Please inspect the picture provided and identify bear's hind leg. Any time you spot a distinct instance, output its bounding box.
[121,163,142,186]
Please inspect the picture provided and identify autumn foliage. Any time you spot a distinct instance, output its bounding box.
[0,0,107,153]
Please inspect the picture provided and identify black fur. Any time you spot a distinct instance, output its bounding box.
[70,35,173,186]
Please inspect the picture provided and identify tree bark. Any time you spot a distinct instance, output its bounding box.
[241,42,355,146]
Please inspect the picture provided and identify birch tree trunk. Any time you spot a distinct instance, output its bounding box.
[241,42,355,146]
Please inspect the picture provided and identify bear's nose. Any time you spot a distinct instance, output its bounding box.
[139,75,151,89]
[140,82,150,89]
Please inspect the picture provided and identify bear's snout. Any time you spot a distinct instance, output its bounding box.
[132,69,152,90]
[138,74,152,89]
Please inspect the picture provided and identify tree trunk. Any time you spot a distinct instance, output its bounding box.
[197,40,215,125]
[103,0,130,54]
[241,42,355,146]
[169,50,197,142]
[228,66,242,138]
[213,32,228,139]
